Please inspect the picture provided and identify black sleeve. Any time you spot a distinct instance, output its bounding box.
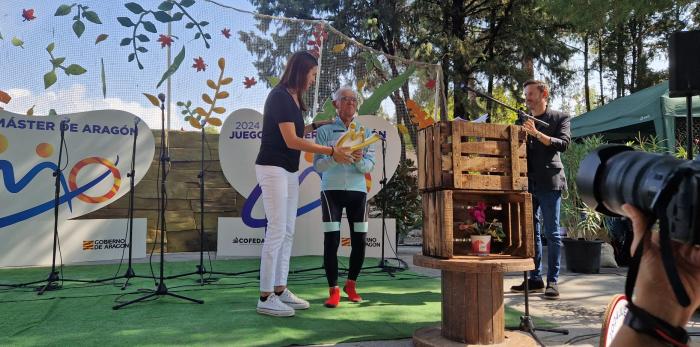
[549,113,571,152]
[267,90,297,124]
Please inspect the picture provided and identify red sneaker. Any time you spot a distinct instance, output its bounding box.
[343,280,362,302]
[324,287,340,308]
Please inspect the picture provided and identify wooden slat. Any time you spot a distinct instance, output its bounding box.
[464,272,479,343]
[426,126,434,190]
[451,121,462,189]
[523,194,535,257]
[458,122,511,140]
[458,157,527,173]
[433,124,443,188]
[421,191,432,256]
[459,141,526,157]
[509,126,520,190]
[477,272,494,344]
[440,190,454,258]
[442,271,469,342]
[456,175,528,191]
[417,128,426,190]
[492,272,505,343]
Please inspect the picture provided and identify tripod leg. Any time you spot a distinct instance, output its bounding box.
[166,292,204,304]
[121,276,132,290]
[112,292,158,310]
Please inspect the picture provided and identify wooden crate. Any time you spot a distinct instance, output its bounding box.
[421,190,534,259]
[418,121,528,192]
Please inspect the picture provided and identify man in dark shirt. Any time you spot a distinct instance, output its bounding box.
[511,80,571,300]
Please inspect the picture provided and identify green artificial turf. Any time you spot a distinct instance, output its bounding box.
[0,256,550,346]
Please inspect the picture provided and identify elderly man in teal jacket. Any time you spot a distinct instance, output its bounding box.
[313,86,376,308]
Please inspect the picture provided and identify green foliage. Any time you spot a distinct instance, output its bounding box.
[561,135,606,239]
[369,158,422,237]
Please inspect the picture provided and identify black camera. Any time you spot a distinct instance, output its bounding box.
[576,144,700,246]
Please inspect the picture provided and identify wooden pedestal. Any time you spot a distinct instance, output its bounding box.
[414,254,535,346]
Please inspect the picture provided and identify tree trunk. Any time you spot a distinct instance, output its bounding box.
[615,24,626,98]
[583,32,591,112]
[598,33,605,106]
[487,75,494,122]
[523,55,534,80]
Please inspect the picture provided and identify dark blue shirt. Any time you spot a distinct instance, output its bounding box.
[255,86,305,172]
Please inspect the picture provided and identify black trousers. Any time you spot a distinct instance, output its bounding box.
[320,190,368,287]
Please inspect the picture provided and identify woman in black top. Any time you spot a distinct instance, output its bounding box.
[254,51,354,317]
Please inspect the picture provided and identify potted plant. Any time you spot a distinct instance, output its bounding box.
[562,206,607,273]
[459,202,506,256]
[561,135,607,273]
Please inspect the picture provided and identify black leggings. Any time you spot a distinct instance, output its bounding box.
[321,190,367,287]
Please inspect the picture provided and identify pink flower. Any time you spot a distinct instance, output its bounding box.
[473,209,486,224]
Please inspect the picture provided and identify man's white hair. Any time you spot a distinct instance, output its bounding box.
[332,86,357,101]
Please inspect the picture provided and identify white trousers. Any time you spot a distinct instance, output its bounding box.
[255,165,299,292]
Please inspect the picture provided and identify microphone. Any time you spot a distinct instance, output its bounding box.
[157,93,166,102]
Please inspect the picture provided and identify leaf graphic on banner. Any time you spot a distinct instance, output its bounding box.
[177,57,231,129]
[157,46,185,88]
[100,58,106,98]
[11,37,24,49]
[95,33,109,45]
[396,123,409,135]
[65,64,87,75]
[143,93,160,107]
[44,71,57,89]
[406,99,434,129]
[267,76,279,87]
[73,20,86,38]
[0,90,11,104]
[313,97,336,122]
[358,66,416,115]
[207,118,222,126]
[331,43,346,53]
[55,4,72,16]
[26,105,35,116]
[189,117,202,129]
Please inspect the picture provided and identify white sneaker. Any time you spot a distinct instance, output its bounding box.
[256,294,295,317]
[277,288,310,310]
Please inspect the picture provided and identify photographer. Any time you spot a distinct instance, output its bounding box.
[612,204,700,347]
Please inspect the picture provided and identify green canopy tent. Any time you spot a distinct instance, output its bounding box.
[571,81,700,150]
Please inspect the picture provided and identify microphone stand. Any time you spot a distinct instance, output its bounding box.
[506,271,569,346]
[465,86,549,127]
[93,118,152,289]
[113,94,203,309]
[166,118,258,283]
[360,135,407,276]
[19,118,92,294]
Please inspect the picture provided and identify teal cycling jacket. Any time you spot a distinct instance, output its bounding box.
[313,116,376,192]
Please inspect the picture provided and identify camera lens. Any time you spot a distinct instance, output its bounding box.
[576,145,681,216]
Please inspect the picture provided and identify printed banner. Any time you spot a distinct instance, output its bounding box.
[0,110,154,267]
[217,109,401,256]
